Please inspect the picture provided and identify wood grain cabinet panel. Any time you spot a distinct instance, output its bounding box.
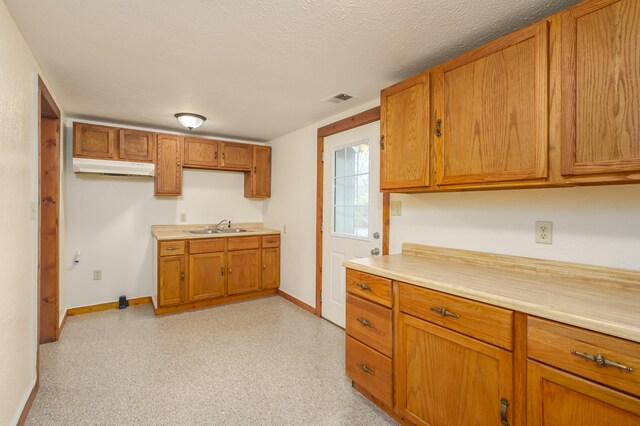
[155,134,183,196]
[380,70,431,190]
[561,0,640,181]
[396,313,514,426]
[227,249,261,295]
[261,247,280,289]
[346,336,393,407]
[346,293,392,357]
[220,142,252,170]
[244,145,271,198]
[184,137,219,168]
[527,361,640,425]
[159,255,185,306]
[119,129,155,162]
[436,21,548,186]
[73,122,118,160]
[188,252,225,301]
[345,269,392,308]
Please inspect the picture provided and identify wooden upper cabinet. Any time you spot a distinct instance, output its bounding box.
[436,21,549,186]
[561,0,640,180]
[244,145,271,198]
[155,134,183,196]
[73,122,118,160]
[220,142,252,170]
[183,137,219,168]
[119,129,155,162]
[380,71,430,190]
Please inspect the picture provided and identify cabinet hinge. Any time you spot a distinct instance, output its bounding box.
[321,150,324,163]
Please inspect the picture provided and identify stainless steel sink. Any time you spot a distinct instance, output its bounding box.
[188,228,251,235]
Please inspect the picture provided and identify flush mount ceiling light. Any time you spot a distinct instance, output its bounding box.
[174,113,206,131]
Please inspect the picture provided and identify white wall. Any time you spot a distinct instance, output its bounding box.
[390,186,640,270]
[0,1,64,423]
[263,100,379,307]
[63,126,264,309]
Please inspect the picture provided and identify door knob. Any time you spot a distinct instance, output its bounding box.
[371,248,380,256]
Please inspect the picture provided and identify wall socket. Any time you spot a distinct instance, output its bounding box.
[390,200,402,216]
[180,212,187,222]
[93,269,102,280]
[535,221,553,244]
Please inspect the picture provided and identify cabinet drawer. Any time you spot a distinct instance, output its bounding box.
[346,293,392,357]
[189,238,225,254]
[346,269,392,308]
[261,234,280,248]
[528,317,640,397]
[227,236,260,251]
[399,282,513,350]
[346,336,392,406]
[159,240,185,256]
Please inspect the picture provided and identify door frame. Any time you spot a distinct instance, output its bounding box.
[38,76,61,343]
[315,106,389,317]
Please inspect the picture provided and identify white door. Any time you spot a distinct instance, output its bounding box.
[322,121,382,327]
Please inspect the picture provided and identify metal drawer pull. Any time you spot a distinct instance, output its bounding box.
[356,283,372,291]
[357,318,374,328]
[166,247,178,251]
[358,363,375,375]
[220,267,224,276]
[430,307,460,318]
[571,350,634,372]
[500,398,509,426]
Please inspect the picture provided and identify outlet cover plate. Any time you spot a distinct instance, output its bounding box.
[535,221,553,244]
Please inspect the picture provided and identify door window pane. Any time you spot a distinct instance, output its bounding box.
[333,141,370,238]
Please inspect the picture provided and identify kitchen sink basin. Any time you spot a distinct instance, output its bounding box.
[188,228,251,235]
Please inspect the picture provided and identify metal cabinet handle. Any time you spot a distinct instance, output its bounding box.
[228,267,232,274]
[357,318,374,328]
[358,363,375,375]
[180,272,184,281]
[214,152,218,160]
[220,267,224,276]
[254,166,257,173]
[222,152,225,160]
[356,283,372,291]
[500,398,509,426]
[263,264,267,270]
[379,135,385,150]
[177,161,181,166]
[166,247,178,251]
[571,350,634,372]
[430,307,460,318]
[435,119,442,137]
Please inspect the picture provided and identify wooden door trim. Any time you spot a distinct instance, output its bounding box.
[315,106,386,317]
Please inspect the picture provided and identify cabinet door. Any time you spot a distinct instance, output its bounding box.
[244,145,271,198]
[527,361,640,425]
[561,0,640,179]
[380,71,430,190]
[184,137,219,168]
[155,134,183,195]
[261,247,279,289]
[220,142,252,170]
[188,252,226,301]
[159,255,185,306]
[437,21,548,186]
[119,129,155,162]
[73,122,118,160]
[227,249,260,295]
[397,313,514,426]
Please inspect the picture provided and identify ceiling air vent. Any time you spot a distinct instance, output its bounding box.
[324,93,354,104]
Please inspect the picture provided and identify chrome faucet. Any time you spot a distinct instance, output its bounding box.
[214,219,231,230]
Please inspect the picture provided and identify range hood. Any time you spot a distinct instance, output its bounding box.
[72,158,155,177]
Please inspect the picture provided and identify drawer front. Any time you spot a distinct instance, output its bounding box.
[261,234,280,248]
[159,240,186,256]
[399,282,513,350]
[346,269,392,308]
[346,293,393,357]
[189,238,225,254]
[528,317,640,397]
[346,335,393,406]
[227,236,260,251]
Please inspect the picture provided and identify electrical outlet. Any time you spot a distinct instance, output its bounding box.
[390,200,402,216]
[180,212,187,222]
[535,221,553,244]
[93,270,102,280]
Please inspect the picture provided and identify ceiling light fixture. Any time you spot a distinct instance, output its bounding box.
[174,113,206,131]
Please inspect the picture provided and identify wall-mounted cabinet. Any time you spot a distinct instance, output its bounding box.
[73,123,119,160]
[155,134,183,196]
[245,145,271,198]
[119,129,155,162]
[183,137,219,168]
[220,142,253,170]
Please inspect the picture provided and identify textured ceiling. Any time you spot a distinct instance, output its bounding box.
[5,0,579,141]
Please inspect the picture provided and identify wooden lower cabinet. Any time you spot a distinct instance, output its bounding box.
[261,247,279,289]
[396,313,514,426]
[159,255,185,306]
[188,252,225,301]
[527,361,640,425]
[227,249,261,295]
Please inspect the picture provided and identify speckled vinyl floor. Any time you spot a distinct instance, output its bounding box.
[27,296,395,425]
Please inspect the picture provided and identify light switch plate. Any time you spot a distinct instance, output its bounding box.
[390,200,402,216]
[180,213,187,222]
[93,270,102,280]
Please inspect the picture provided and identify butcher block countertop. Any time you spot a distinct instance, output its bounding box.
[343,243,640,343]
[151,222,280,241]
